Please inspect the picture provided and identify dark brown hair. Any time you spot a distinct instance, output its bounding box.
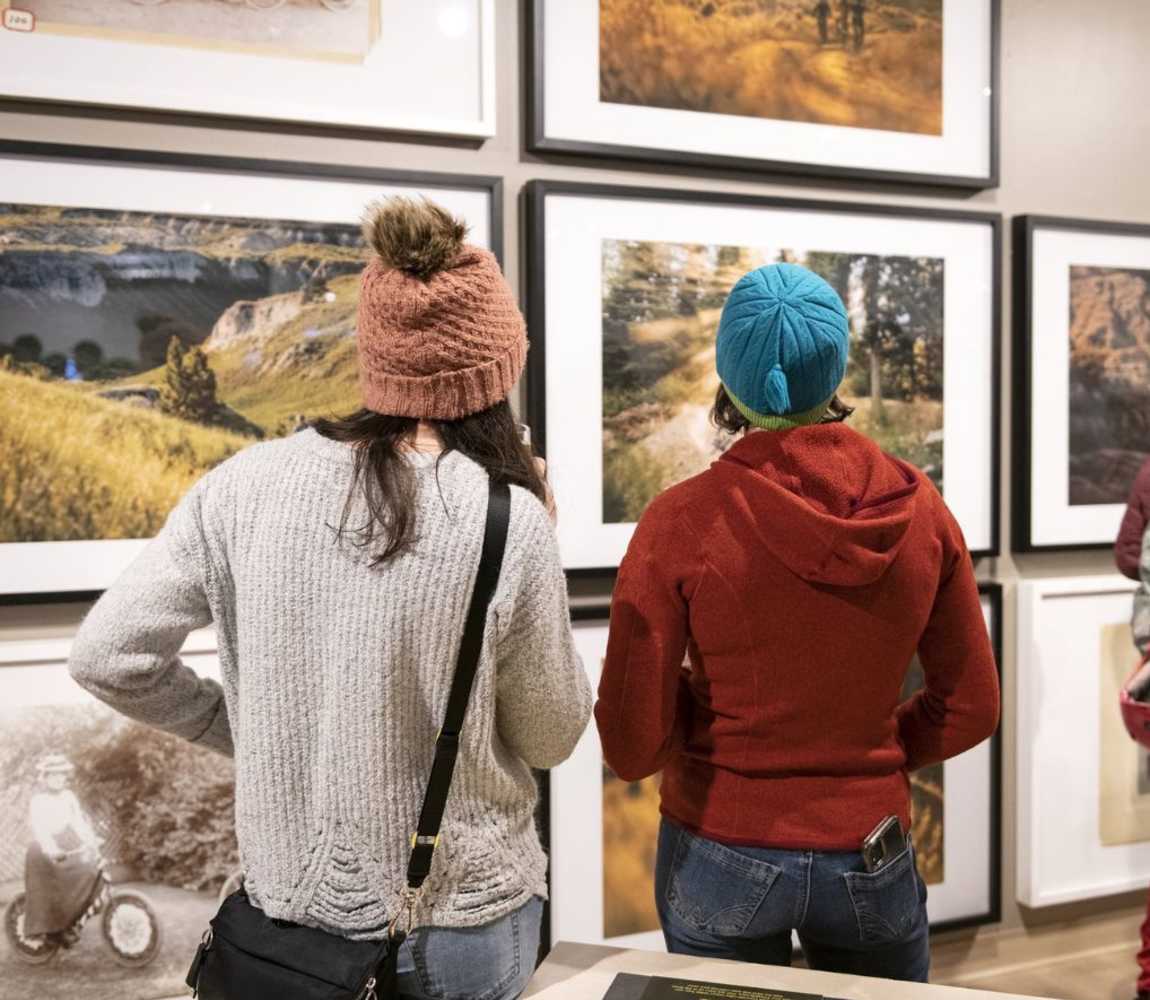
[710,383,854,435]
[314,401,546,564]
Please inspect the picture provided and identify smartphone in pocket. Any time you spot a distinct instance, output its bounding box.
[861,815,905,874]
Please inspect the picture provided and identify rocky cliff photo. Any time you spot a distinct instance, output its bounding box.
[1068,265,1150,506]
[0,202,364,543]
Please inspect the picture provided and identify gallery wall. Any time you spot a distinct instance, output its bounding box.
[2,0,1150,948]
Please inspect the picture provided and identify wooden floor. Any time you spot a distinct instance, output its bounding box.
[930,904,1144,999]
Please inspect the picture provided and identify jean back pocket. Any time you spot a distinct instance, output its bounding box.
[410,899,533,1000]
[664,828,781,937]
[842,843,926,946]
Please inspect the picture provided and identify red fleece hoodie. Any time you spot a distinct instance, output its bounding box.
[596,424,1000,851]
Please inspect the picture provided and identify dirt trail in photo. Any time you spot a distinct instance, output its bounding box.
[601,0,943,136]
[626,344,729,487]
[21,0,371,57]
[732,32,939,134]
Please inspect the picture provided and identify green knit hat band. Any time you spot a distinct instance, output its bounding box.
[724,382,831,430]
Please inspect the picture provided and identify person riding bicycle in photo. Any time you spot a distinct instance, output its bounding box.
[23,754,104,947]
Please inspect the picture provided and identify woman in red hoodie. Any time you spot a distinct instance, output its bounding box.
[596,263,1000,983]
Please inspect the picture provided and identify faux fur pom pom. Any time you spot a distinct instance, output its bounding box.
[362,196,468,281]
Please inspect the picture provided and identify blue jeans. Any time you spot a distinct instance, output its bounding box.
[655,820,930,983]
[395,896,542,1000]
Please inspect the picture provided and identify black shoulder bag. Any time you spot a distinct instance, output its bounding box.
[186,479,512,1000]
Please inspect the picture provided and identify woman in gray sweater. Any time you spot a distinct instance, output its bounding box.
[69,198,592,1000]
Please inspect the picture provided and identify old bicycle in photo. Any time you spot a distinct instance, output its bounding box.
[5,846,162,969]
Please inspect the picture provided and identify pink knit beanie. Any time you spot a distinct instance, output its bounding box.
[356,197,527,420]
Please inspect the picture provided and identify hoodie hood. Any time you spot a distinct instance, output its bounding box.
[710,424,921,587]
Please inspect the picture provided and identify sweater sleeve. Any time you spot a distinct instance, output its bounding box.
[596,496,694,783]
[896,498,1000,772]
[69,479,234,757]
[494,494,591,770]
[1116,460,1150,580]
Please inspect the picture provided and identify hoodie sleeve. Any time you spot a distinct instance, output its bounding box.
[1116,460,1150,581]
[69,479,233,757]
[897,495,1000,772]
[596,495,696,782]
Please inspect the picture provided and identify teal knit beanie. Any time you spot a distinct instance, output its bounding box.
[715,262,851,429]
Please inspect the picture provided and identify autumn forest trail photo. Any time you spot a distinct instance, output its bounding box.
[601,239,945,524]
[601,0,944,136]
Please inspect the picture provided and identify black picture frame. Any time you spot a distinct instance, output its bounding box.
[0,140,505,263]
[539,583,1003,959]
[524,0,1001,191]
[0,141,504,601]
[933,578,1004,936]
[523,179,1003,583]
[1012,213,1150,554]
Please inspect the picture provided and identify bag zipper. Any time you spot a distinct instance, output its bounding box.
[355,929,397,1000]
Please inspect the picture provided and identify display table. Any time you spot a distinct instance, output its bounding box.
[525,942,1053,1000]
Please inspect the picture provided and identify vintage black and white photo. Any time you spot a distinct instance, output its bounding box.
[0,657,236,1000]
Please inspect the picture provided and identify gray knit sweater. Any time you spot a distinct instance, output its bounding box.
[69,429,591,935]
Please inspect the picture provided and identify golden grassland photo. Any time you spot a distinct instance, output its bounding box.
[0,696,237,1000]
[9,0,377,61]
[902,659,944,885]
[602,769,662,938]
[1067,264,1150,506]
[0,202,365,544]
[602,239,945,523]
[600,0,944,135]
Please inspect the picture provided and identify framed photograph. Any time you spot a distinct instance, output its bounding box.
[1017,575,1147,907]
[1013,216,1150,553]
[547,584,1002,949]
[0,144,501,598]
[0,629,236,1000]
[525,180,1001,576]
[527,0,999,189]
[0,0,494,137]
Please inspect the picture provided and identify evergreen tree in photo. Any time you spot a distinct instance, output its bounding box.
[11,333,43,364]
[136,312,207,369]
[72,339,104,378]
[159,337,219,424]
[807,250,944,423]
[43,352,68,378]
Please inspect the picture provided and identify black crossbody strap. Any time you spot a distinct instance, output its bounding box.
[405,478,512,890]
